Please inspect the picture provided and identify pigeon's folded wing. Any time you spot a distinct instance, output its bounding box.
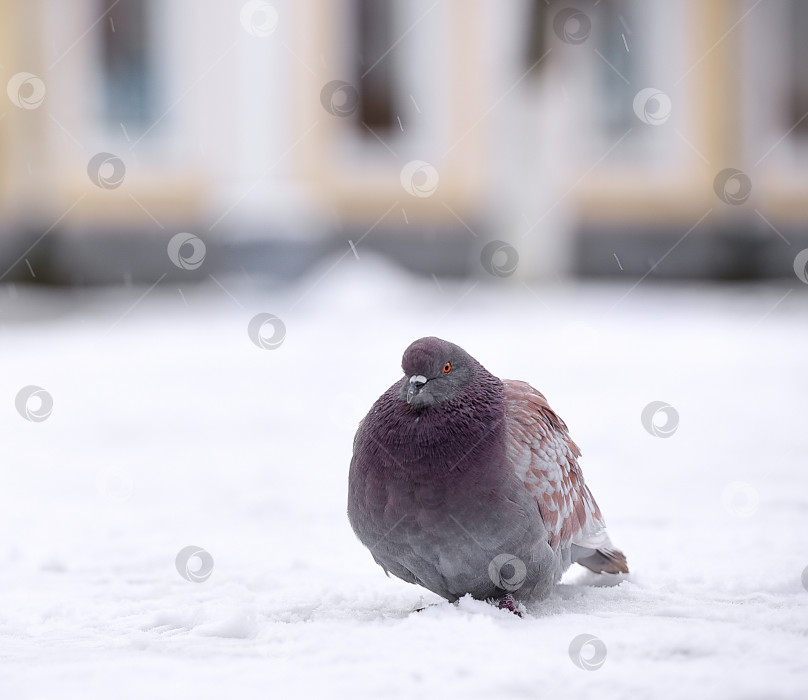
[503,379,628,574]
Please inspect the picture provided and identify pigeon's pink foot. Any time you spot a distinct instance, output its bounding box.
[497,594,523,617]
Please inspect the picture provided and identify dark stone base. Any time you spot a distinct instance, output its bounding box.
[1,220,805,286]
[575,223,807,281]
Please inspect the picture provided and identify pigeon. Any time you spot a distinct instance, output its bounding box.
[347,336,627,611]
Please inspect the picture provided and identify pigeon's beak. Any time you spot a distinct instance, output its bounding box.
[407,375,428,404]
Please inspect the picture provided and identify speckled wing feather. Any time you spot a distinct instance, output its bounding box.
[503,380,628,574]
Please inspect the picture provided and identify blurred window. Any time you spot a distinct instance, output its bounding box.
[525,0,636,135]
[101,0,155,127]
[788,0,808,138]
[596,0,635,135]
[356,0,397,132]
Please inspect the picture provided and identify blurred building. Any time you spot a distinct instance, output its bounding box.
[0,0,806,284]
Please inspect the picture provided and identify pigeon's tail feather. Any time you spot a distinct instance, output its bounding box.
[576,547,629,575]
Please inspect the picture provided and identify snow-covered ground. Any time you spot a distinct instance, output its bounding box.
[2,256,807,699]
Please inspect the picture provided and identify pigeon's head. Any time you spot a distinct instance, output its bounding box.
[400,337,474,409]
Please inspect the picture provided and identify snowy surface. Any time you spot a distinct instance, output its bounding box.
[2,256,808,699]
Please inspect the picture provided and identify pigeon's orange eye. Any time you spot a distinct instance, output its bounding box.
[443,362,452,374]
